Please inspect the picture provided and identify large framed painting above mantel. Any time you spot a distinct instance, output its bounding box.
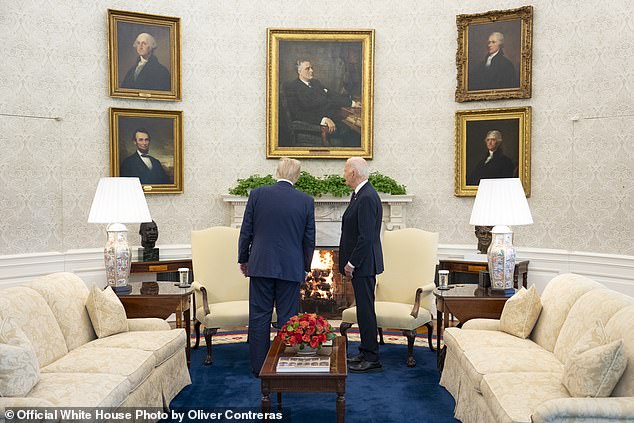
[267,28,375,159]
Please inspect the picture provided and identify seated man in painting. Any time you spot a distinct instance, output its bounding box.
[284,59,361,147]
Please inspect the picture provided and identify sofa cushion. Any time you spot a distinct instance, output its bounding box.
[28,272,96,351]
[342,302,432,330]
[0,318,40,396]
[530,274,603,352]
[554,288,634,364]
[42,347,156,393]
[481,372,570,423]
[444,327,543,352]
[0,287,68,367]
[500,286,542,338]
[81,329,186,366]
[563,320,626,398]
[605,305,634,397]
[460,347,563,394]
[86,286,129,338]
[26,372,130,407]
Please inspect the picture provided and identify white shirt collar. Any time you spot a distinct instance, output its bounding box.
[277,178,294,186]
[138,56,149,65]
[355,179,368,194]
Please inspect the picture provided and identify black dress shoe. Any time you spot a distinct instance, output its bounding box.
[348,360,382,372]
[346,353,364,364]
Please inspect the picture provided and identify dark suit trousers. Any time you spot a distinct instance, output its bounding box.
[352,275,379,362]
[248,277,300,374]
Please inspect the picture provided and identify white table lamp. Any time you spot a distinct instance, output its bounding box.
[469,178,533,292]
[88,177,152,294]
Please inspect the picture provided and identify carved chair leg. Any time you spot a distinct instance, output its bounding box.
[378,327,385,345]
[203,327,218,365]
[424,321,434,350]
[340,322,353,353]
[403,329,417,367]
[193,321,202,349]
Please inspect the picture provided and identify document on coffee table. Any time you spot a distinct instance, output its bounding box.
[276,356,331,373]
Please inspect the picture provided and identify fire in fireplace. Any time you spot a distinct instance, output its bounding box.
[300,249,352,319]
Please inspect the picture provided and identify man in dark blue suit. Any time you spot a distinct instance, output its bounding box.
[238,158,316,376]
[339,157,384,372]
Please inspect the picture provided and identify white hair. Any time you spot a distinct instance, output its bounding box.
[486,130,503,144]
[347,157,369,178]
[489,32,505,46]
[133,33,157,50]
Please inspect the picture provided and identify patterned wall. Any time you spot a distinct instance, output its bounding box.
[0,0,633,256]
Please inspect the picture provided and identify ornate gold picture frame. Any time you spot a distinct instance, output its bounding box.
[455,107,531,197]
[267,28,375,159]
[455,6,533,102]
[108,9,181,101]
[110,107,183,194]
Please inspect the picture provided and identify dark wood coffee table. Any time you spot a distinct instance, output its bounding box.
[260,336,347,422]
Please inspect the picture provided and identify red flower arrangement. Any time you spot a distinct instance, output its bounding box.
[277,313,336,351]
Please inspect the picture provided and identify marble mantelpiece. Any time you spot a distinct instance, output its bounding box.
[222,194,414,247]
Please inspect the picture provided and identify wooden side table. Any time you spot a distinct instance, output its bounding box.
[130,258,193,276]
[433,285,515,367]
[117,281,193,367]
[438,259,529,289]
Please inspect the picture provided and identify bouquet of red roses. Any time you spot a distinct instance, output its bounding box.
[277,313,336,351]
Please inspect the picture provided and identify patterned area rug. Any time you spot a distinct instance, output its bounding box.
[196,320,441,347]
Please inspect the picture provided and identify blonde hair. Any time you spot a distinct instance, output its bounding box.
[275,157,302,183]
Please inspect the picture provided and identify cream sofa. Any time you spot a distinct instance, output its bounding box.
[0,272,191,421]
[440,273,634,423]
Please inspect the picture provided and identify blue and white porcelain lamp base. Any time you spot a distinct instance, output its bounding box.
[104,223,132,295]
[487,225,516,294]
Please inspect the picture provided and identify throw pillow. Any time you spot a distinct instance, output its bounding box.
[0,318,40,396]
[500,285,542,338]
[86,285,128,338]
[563,320,626,397]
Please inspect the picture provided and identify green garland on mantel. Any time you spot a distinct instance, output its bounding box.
[228,171,407,197]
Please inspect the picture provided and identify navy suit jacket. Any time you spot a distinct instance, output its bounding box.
[120,153,170,185]
[238,181,316,283]
[339,182,384,277]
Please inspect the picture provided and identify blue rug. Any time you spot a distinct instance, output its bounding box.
[161,342,457,422]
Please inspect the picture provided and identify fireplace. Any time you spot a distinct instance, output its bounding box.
[300,248,353,319]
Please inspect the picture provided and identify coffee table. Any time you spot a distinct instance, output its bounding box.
[433,285,516,364]
[260,336,347,422]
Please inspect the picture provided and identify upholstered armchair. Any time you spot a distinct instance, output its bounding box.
[340,228,439,367]
[191,226,251,365]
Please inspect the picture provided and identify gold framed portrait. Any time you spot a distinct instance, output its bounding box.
[109,107,183,194]
[455,6,533,102]
[108,9,181,101]
[266,28,375,159]
[455,107,531,197]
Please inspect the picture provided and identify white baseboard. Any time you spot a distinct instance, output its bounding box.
[1,244,633,297]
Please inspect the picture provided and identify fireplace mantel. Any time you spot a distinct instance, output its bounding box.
[222,194,414,247]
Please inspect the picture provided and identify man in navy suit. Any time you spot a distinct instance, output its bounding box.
[120,129,170,185]
[339,157,384,372]
[238,158,316,376]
